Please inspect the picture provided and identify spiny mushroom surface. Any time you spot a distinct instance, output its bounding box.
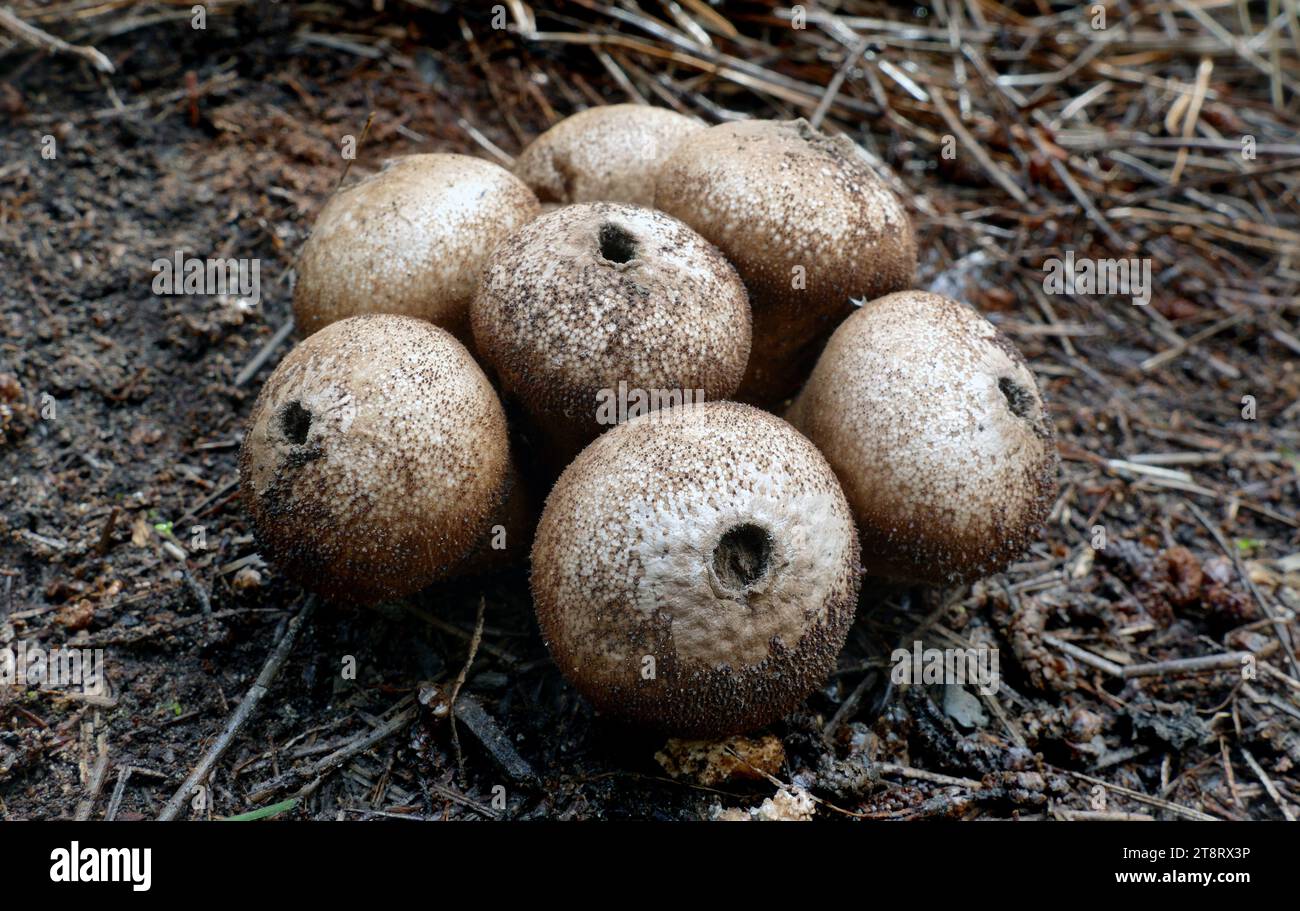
[239,314,511,603]
[787,291,1059,586]
[531,401,862,737]
[446,462,536,577]
[471,202,751,464]
[513,104,702,207]
[655,118,916,404]
[293,154,539,340]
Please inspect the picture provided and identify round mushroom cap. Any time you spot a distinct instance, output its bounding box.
[513,104,703,207]
[471,202,751,463]
[239,314,511,603]
[293,154,540,339]
[655,118,916,404]
[787,291,1059,586]
[531,401,862,737]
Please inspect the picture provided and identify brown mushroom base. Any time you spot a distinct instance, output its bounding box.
[548,581,857,738]
[241,417,511,604]
[730,236,917,406]
[737,290,861,407]
[446,463,536,578]
[243,474,496,604]
[849,469,1058,586]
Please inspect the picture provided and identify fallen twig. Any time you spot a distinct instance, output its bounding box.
[158,595,318,820]
[448,596,486,783]
[234,317,295,387]
[0,5,114,73]
[247,698,416,803]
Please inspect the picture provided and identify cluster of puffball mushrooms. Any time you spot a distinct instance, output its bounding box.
[239,105,1060,738]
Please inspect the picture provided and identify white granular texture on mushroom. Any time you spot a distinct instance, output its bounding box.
[628,477,846,667]
[513,104,702,206]
[531,402,861,737]
[788,291,1059,585]
[293,154,539,339]
[655,118,916,404]
[472,202,750,461]
[239,314,510,603]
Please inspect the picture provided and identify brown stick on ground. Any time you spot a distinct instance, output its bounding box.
[157,594,318,820]
[0,6,115,74]
[74,736,110,821]
[246,700,417,803]
[448,596,486,783]
[1188,502,1300,684]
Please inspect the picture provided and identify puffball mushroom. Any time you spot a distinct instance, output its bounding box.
[513,104,702,207]
[531,401,862,737]
[239,314,512,603]
[786,291,1059,586]
[293,154,540,340]
[447,462,536,578]
[471,202,751,465]
[655,118,916,405]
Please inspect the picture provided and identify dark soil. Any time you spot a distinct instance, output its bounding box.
[1,3,1297,821]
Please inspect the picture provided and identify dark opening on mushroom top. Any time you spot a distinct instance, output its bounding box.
[239,314,513,603]
[471,202,751,465]
[787,290,1060,586]
[531,401,862,737]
